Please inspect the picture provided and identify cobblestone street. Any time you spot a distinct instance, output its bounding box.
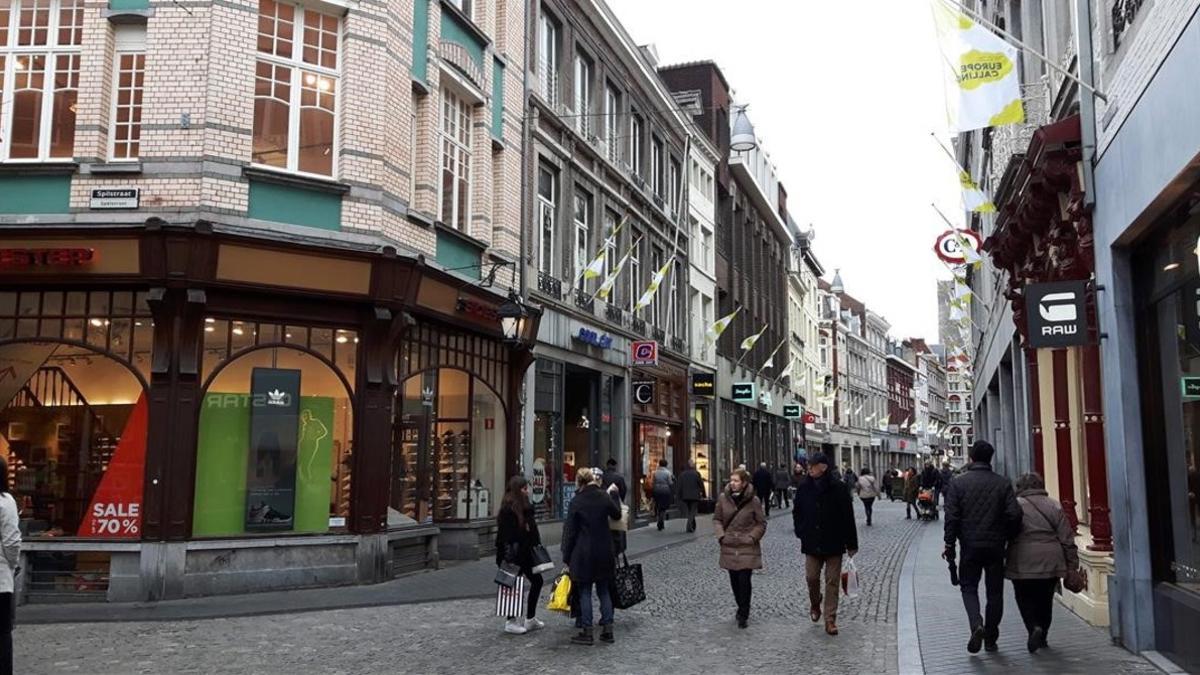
[17,499,916,675]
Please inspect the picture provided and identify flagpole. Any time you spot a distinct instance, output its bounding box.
[931,202,959,231]
[938,0,1108,102]
[590,235,643,301]
[755,338,788,380]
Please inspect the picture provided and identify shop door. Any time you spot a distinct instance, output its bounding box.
[392,415,432,524]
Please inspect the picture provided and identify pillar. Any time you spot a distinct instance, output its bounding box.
[1082,345,1113,551]
[1025,348,1044,476]
[506,348,535,479]
[350,307,406,534]
[1051,348,1079,530]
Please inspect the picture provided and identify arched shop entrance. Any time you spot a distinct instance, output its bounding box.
[0,289,153,601]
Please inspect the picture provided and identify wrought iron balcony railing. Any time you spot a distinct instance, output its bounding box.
[537,271,562,299]
[604,303,624,326]
[573,288,595,314]
[631,316,647,336]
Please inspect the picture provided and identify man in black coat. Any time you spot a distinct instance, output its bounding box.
[939,462,955,506]
[943,440,1023,654]
[562,471,622,645]
[601,458,628,502]
[752,463,775,517]
[792,452,858,637]
[676,459,706,533]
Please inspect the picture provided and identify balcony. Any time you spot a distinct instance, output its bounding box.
[537,271,562,299]
[989,83,1050,191]
[573,288,595,314]
[604,303,624,326]
[631,316,647,336]
[538,64,559,108]
[670,336,685,354]
[1111,0,1146,50]
[652,327,666,343]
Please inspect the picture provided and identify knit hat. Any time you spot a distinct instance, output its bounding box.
[809,452,830,467]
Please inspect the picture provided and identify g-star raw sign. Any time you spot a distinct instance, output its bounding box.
[731,382,755,402]
[89,188,140,209]
[1025,280,1089,348]
[631,340,658,366]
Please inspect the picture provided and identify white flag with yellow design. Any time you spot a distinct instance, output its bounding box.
[706,308,740,344]
[935,2,1024,133]
[740,324,768,353]
[633,256,675,311]
[959,170,997,213]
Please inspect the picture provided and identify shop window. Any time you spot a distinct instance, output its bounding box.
[194,345,354,536]
[0,0,82,161]
[0,341,147,539]
[252,0,340,176]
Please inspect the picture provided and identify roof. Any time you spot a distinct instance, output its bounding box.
[656,59,732,92]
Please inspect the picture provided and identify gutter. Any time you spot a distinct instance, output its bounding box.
[1075,0,1098,209]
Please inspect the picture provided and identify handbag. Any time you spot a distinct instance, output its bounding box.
[611,553,646,610]
[495,574,527,618]
[841,557,861,598]
[1024,497,1088,593]
[609,503,630,532]
[494,561,521,588]
[546,571,572,612]
[530,545,554,574]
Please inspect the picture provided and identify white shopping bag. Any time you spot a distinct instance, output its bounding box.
[841,557,860,598]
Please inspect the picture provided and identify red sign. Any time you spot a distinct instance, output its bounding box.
[455,297,499,322]
[80,393,147,538]
[0,247,96,267]
[933,230,982,265]
[632,340,658,366]
[802,412,817,424]
[484,418,495,430]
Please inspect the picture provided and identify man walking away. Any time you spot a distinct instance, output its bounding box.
[856,468,880,527]
[882,469,894,502]
[842,465,857,497]
[676,459,706,533]
[793,453,858,636]
[943,440,1023,654]
[753,463,775,518]
[773,463,792,509]
[939,462,954,506]
[652,460,674,531]
[903,468,919,519]
[602,458,628,503]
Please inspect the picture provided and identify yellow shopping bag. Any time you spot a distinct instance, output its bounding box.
[546,572,572,612]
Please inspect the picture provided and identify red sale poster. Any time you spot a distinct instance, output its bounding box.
[80,393,148,538]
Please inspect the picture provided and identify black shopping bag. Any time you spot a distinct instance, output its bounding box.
[611,553,645,610]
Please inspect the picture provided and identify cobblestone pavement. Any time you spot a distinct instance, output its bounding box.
[17,499,918,675]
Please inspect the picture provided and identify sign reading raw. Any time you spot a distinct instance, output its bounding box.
[1025,280,1089,348]
[245,367,301,532]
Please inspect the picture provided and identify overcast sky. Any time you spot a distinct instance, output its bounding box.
[608,0,962,342]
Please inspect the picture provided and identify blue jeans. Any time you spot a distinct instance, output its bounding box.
[577,581,614,628]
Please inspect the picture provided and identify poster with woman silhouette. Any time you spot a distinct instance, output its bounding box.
[245,367,301,532]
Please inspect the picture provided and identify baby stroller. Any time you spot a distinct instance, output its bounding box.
[916,488,938,521]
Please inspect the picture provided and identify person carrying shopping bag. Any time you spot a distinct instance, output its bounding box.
[713,468,767,629]
[495,475,547,635]
[561,468,622,645]
[1005,472,1080,653]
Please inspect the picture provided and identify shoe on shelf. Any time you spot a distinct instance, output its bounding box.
[967,626,985,654]
[600,625,614,643]
[1028,626,1045,653]
[524,617,545,631]
[504,619,528,635]
[570,628,594,645]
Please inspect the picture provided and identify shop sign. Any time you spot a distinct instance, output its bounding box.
[933,229,982,265]
[633,380,655,405]
[530,458,547,504]
[0,247,96,268]
[573,327,613,350]
[456,297,499,322]
[89,187,140,209]
[1025,280,1089,348]
[1182,377,1200,399]
[802,411,817,424]
[783,404,802,419]
[632,340,658,366]
[244,367,301,532]
[731,382,755,402]
[691,372,714,396]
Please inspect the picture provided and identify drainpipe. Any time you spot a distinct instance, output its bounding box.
[1075,0,1098,209]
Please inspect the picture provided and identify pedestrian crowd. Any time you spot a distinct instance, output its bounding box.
[492,437,1084,657]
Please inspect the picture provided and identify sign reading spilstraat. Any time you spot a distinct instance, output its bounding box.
[783,404,802,419]
[89,187,140,209]
[731,382,755,402]
[1025,280,1089,348]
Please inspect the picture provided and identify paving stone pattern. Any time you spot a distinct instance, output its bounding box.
[16,500,919,675]
[911,519,1157,675]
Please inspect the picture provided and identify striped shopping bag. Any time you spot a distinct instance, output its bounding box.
[495,574,527,618]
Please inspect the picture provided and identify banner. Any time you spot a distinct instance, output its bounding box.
[245,368,301,532]
[935,2,1025,132]
[79,393,148,538]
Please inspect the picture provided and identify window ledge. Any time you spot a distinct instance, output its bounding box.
[435,220,487,251]
[438,0,491,50]
[86,161,143,175]
[103,7,154,24]
[243,165,350,195]
[0,161,77,176]
[407,210,435,229]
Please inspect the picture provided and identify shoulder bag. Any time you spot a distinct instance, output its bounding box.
[610,553,645,609]
[1023,497,1087,593]
[530,544,554,574]
[494,561,521,588]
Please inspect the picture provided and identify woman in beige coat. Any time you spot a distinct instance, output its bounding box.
[713,468,767,629]
[1005,472,1079,653]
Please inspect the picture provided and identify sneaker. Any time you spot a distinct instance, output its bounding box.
[504,620,528,635]
[967,626,985,654]
[1028,626,1045,653]
[524,617,545,631]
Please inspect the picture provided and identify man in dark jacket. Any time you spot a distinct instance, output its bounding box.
[676,459,706,533]
[753,463,775,517]
[793,452,858,637]
[773,463,792,509]
[601,458,628,503]
[939,462,955,506]
[943,440,1023,654]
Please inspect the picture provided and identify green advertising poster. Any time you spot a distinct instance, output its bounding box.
[193,393,334,536]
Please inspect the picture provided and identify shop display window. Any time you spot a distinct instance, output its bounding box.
[691,405,712,499]
[194,322,355,537]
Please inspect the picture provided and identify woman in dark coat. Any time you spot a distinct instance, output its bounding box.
[713,468,767,629]
[495,475,544,635]
[561,467,621,645]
